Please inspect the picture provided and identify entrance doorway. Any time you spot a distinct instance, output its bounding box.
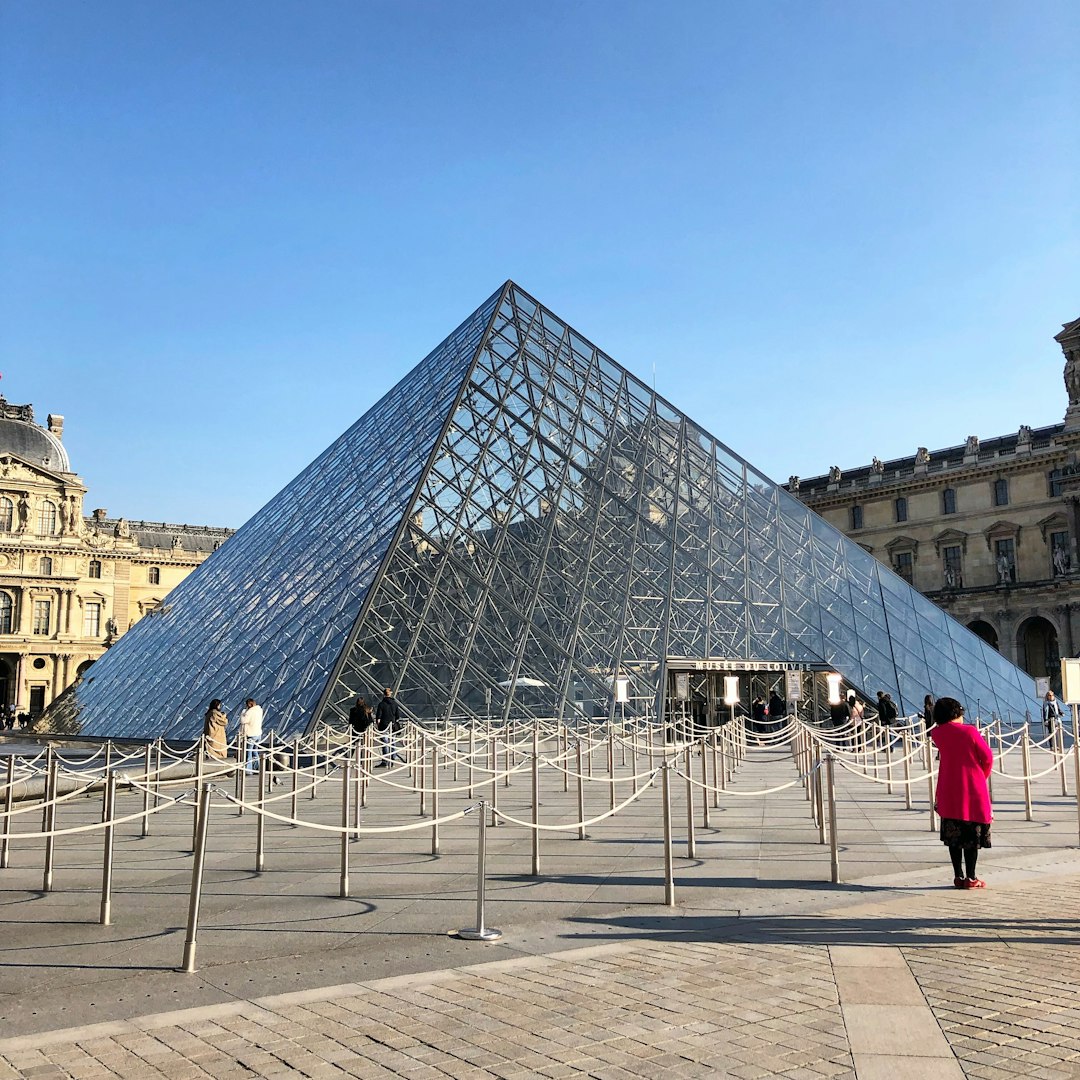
[1017,616,1060,690]
[29,686,46,717]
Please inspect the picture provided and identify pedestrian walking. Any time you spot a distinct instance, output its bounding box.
[923,694,935,731]
[238,698,264,774]
[375,687,403,765]
[930,696,993,889]
[1042,691,1063,737]
[348,696,374,737]
[767,691,786,732]
[876,691,898,725]
[203,699,228,761]
[751,696,767,743]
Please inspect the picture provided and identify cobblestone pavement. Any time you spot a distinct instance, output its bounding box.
[2,862,1078,1079]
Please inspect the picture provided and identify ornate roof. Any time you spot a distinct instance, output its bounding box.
[0,398,71,473]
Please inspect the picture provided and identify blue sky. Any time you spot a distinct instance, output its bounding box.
[1,1,1077,527]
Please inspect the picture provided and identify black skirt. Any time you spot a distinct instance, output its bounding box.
[939,817,992,848]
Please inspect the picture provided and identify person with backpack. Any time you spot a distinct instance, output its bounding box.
[1042,690,1063,737]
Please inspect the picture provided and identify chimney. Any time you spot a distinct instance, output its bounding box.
[47,414,65,440]
[93,508,108,521]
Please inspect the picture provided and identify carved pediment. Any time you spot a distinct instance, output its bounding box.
[0,454,70,489]
[984,520,1020,550]
[932,528,969,556]
[885,534,919,557]
[1038,512,1069,542]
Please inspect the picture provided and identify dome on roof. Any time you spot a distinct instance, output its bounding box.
[0,407,72,473]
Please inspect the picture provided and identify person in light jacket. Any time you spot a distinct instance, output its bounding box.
[930,696,993,889]
[238,698,264,774]
[203,699,228,761]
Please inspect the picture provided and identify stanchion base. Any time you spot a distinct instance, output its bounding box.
[451,927,502,941]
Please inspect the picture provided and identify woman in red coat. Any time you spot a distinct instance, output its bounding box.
[930,697,993,889]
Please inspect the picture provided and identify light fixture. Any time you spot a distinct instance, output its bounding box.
[723,676,740,706]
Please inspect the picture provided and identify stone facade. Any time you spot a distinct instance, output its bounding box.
[0,399,233,719]
[791,315,1080,694]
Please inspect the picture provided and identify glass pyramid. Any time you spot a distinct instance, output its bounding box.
[49,282,1035,740]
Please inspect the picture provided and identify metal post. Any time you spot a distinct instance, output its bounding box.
[468,724,475,798]
[576,740,586,841]
[1072,704,1080,847]
[902,732,912,810]
[814,753,825,844]
[456,802,502,940]
[531,726,540,876]
[561,723,569,793]
[699,736,710,829]
[684,746,695,858]
[490,733,498,827]
[884,731,893,795]
[192,747,205,849]
[1021,727,1033,822]
[141,743,152,839]
[256,753,267,872]
[99,771,117,925]
[339,759,351,898]
[42,755,58,893]
[431,745,440,856]
[419,733,427,816]
[180,784,212,973]
[1057,718,1068,797]
[825,753,839,883]
[710,728,719,809]
[925,737,936,832]
[661,762,675,906]
[236,735,246,815]
[352,741,361,838]
[310,728,319,800]
[1,754,14,868]
[608,728,615,812]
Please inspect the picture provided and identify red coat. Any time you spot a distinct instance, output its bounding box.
[930,721,993,823]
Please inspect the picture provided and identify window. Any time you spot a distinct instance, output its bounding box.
[943,545,963,589]
[0,593,12,634]
[1051,531,1070,576]
[995,538,1016,583]
[32,600,51,635]
[895,497,908,523]
[850,505,863,530]
[39,556,53,576]
[88,560,102,579]
[0,497,11,532]
[83,601,102,637]
[942,488,956,515]
[993,478,1009,507]
[893,551,914,584]
[148,566,160,585]
[37,500,57,535]
[1050,469,1067,498]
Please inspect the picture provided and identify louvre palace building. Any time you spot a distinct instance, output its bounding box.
[0,399,233,720]
[791,315,1080,694]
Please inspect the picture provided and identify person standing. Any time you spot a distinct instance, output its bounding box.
[349,696,374,737]
[1042,690,1063,737]
[238,698,264,774]
[751,696,767,742]
[375,687,403,765]
[923,694,935,731]
[203,699,228,761]
[767,691,786,732]
[930,696,993,889]
[876,691,898,726]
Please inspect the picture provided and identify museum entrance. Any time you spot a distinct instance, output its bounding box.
[664,660,835,736]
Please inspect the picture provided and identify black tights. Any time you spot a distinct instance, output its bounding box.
[949,844,979,879]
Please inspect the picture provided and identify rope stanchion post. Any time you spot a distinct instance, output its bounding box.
[42,754,59,893]
[684,746,695,858]
[661,761,675,906]
[180,784,212,973]
[352,741,361,838]
[699,736,710,829]
[291,741,300,822]
[814,753,825,845]
[141,743,152,838]
[884,732,893,795]
[310,729,319,800]
[1072,704,1080,847]
[236,735,246,815]
[256,754,267,873]
[710,729,719,809]
[902,732,913,810]
[339,759,351,898]
[99,771,117,925]
[1022,728,1033,821]
[561,723,569,792]
[925,737,937,833]
[825,753,839,883]
[1057,719,1068,797]
[430,744,440,856]
[1,754,13,868]
[576,740,586,840]
[489,734,498,827]
[531,726,540,876]
[192,745,205,849]
[608,729,615,812]
[419,733,427,817]
[456,802,501,941]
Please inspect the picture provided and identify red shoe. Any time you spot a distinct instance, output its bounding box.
[963,878,987,889]
[953,877,966,889]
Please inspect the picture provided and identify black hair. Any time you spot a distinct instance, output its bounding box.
[932,697,964,725]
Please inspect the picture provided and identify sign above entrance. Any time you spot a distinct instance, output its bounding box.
[785,670,802,701]
[669,658,823,673]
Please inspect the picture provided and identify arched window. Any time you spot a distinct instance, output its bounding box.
[0,497,12,532]
[0,593,12,634]
[942,488,956,515]
[40,556,53,576]
[37,500,58,535]
[148,566,160,585]
[88,559,102,579]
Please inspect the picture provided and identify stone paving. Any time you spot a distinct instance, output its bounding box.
[1,734,1078,1078]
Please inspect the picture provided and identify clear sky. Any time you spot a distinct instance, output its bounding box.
[1,1,1077,528]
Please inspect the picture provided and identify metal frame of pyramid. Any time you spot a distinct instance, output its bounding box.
[49,282,1036,739]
